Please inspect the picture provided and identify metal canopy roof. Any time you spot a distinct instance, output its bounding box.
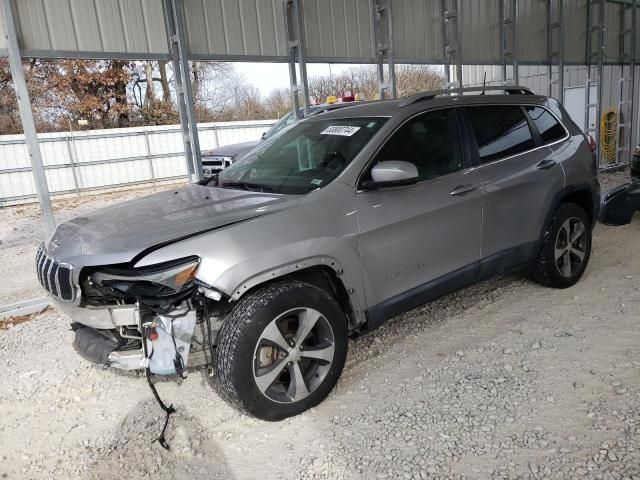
[1,0,638,63]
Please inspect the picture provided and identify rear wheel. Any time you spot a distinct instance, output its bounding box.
[214,280,348,420]
[531,203,592,288]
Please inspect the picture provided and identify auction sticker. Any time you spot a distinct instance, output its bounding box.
[320,125,361,136]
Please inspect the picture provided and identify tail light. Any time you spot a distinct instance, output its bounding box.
[587,134,597,152]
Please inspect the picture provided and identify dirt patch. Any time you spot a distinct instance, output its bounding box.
[0,306,51,331]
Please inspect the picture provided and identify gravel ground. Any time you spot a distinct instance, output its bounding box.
[0,170,638,479]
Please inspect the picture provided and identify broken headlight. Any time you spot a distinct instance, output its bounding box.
[90,256,200,301]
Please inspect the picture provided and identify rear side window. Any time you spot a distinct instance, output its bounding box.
[525,106,566,144]
[373,108,463,181]
[466,106,534,163]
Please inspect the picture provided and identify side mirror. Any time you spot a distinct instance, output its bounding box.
[261,132,267,140]
[361,161,419,190]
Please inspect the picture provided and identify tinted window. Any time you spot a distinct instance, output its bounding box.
[467,106,535,163]
[373,109,463,181]
[525,106,566,143]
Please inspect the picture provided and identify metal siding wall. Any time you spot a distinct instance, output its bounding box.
[183,0,287,57]
[460,0,500,63]
[516,0,547,63]
[2,0,639,63]
[0,120,275,204]
[392,0,443,62]
[10,0,168,56]
[303,0,374,60]
[562,0,588,64]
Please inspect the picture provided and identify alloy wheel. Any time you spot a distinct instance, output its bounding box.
[554,217,587,278]
[252,308,335,403]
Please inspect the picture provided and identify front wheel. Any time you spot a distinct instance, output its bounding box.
[214,280,348,420]
[531,203,592,288]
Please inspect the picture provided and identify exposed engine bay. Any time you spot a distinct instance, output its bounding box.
[52,255,233,449]
[70,256,230,376]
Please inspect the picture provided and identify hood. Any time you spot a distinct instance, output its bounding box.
[202,140,260,160]
[47,184,298,266]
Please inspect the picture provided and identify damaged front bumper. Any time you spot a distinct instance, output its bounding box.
[599,181,640,226]
[56,299,211,373]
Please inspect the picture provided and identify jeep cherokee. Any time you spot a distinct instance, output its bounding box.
[37,86,600,421]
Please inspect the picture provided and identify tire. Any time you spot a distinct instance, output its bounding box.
[531,202,592,288]
[214,280,348,421]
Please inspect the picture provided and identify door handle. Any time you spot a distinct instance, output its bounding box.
[449,184,477,196]
[536,159,557,170]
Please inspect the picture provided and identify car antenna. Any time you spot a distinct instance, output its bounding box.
[481,72,487,95]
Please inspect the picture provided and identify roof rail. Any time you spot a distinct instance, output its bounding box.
[398,86,535,107]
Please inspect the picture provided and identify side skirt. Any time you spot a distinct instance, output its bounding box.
[359,242,538,335]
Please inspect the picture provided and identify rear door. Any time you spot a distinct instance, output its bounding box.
[464,104,566,273]
[355,108,483,319]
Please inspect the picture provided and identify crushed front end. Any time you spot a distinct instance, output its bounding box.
[36,245,229,377]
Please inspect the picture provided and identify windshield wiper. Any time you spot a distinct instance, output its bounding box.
[219,181,274,192]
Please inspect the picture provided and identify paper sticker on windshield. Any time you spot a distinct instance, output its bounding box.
[320,125,361,137]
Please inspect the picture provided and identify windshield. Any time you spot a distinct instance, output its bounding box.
[217,117,386,194]
[263,112,298,139]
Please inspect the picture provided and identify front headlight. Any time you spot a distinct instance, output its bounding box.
[91,257,200,298]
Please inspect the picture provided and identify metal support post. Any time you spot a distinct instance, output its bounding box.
[162,0,202,182]
[0,0,55,235]
[284,0,310,120]
[546,0,564,101]
[64,136,81,196]
[143,129,156,187]
[441,0,462,88]
[585,0,605,167]
[616,0,637,165]
[373,0,396,98]
[500,0,519,86]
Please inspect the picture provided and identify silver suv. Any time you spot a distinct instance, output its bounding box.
[38,86,600,421]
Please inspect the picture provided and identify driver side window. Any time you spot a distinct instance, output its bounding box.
[374,108,463,181]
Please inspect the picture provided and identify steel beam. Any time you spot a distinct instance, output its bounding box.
[162,0,202,182]
[0,0,55,236]
[547,0,565,101]
[442,0,462,88]
[284,0,310,120]
[373,0,396,98]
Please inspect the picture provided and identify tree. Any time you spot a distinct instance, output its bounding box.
[264,87,292,119]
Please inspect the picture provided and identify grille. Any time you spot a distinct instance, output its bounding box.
[36,245,76,301]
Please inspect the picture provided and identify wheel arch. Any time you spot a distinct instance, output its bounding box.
[545,183,597,230]
[207,255,367,330]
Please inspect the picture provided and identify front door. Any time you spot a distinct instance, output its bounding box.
[355,108,483,324]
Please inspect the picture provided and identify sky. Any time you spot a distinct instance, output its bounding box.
[233,62,370,96]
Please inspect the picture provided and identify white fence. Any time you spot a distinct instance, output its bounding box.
[0,120,276,206]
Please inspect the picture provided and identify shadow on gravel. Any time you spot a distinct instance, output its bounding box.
[86,398,234,480]
[344,274,525,377]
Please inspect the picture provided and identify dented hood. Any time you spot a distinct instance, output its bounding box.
[47,184,297,266]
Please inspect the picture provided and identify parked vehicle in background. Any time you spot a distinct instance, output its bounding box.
[201,102,360,176]
[37,86,600,421]
[599,144,640,225]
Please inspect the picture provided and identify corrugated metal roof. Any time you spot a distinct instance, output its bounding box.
[9,0,169,58]
[392,0,443,62]
[0,0,638,63]
[183,0,288,59]
[302,0,375,61]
